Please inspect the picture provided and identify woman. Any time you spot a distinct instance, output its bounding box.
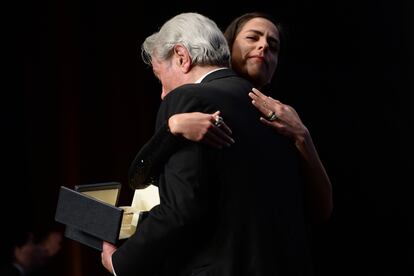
[129,12,332,222]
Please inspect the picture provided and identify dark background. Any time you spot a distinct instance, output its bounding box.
[4,0,412,275]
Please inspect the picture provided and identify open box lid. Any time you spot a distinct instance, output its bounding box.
[75,181,121,206]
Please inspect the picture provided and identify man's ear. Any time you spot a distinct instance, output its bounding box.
[173,44,191,73]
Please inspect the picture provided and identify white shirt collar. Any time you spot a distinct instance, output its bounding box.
[195,67,227,83]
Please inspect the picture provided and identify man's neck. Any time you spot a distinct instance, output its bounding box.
[189,65,224,83]
[161,65,227,99]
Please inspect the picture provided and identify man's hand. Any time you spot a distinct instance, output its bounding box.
[101,241,117,274]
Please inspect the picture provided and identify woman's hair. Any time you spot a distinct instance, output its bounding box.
[142,12,230,68]
[223,12,284,52]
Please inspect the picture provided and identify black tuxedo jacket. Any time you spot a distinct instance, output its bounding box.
[113,69,312,276]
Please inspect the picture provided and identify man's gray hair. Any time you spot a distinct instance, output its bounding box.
[142,12,230,67]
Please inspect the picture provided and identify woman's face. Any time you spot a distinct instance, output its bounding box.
[231,17,280,88]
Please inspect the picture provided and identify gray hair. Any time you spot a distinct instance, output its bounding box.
[142,12,230,67]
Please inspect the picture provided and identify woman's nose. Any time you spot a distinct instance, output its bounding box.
[257,38,269,50]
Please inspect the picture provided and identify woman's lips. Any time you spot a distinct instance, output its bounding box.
[249,55,267,65]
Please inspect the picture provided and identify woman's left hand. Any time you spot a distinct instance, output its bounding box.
[248,88,308,145]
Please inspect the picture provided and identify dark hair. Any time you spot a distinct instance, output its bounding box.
[223,12,284,52]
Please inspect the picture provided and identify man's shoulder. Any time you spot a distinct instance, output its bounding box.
[162,83,202,104]
[160,68,253,114]
[202,68,251,86]
[164,68,251,100]
[157,83,211,119]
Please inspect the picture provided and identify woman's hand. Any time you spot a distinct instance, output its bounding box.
[249,88,333,221]
[168,111,235,149]
[248,88,308,148]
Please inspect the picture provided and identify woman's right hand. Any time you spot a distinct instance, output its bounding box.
[168,111,235,149]
[248,88,308,149]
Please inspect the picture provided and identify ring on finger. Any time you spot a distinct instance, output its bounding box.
[267,111,279,121]
[214,116,224,127]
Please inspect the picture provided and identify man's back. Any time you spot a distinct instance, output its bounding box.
[156,69,312,275]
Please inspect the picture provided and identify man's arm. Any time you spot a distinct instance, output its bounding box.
[128,121,183,189]
[112,88,217,276]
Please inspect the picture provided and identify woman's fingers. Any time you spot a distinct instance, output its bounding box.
[200,114,235,148]
[203,128,234,149]
[210,112,233,136]
[211,122,235,144]
[249,88,283,121]
[250,93,273,117]
[251,87,266,99]
[215,119,232,135]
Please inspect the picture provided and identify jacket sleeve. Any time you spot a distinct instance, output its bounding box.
[128,121,183,189]
[112,87,217,276]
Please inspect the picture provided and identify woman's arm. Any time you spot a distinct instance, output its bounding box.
[249,88,333,222]
[168,111,234,149]
[128,111,234,189]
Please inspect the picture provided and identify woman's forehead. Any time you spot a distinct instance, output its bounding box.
[240,17,279,37]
